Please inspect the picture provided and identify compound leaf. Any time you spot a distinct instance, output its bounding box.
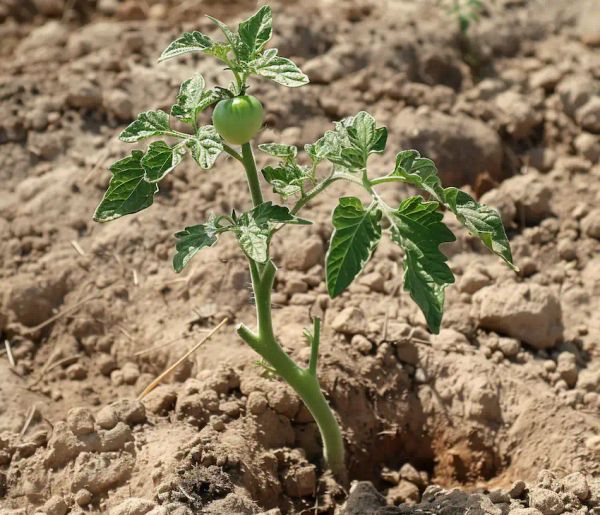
[388,196,456,334]
[119,110,171,143]
[141,141,186,183]
[173,224,218,272]
[262,162,311,199]
[94,150,158,222]
[238,5,272,56]
[188,125,223,169]
[326,197,381,297]
[390,150,516,270]
[171,74,224,123]
[159,31,216,62]
[250,201,311,226]
[207,15,249,62]
[249,50,308,87]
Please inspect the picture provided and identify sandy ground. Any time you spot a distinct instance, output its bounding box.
[0,0,599,513]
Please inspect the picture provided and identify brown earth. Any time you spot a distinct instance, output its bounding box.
[0,0,600,514]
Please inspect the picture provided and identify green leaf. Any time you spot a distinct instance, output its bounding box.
[443,188,516,271]
[309,112,387,171]
[391,150,445,200]
[388,196,456,334]
[249,49,309,87]
[234,202,310,263]
[141,141,186,183]
[390,150,516,271]
[119,110,172,143]
[249,201,311,226]
[326,197,382,297]
[94,150,159,222]
[187,125,223,169]
[258,143,297,159]
[237,221,269,263]
[173,224,218,272]
[238,5,272,56]
[171,74,224,124]
[207,15,249,62]
[158,31,216,62]
[262,162,311,199]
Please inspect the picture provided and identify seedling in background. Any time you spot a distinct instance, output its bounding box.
[447,0,485,34]
[93,5,516,480]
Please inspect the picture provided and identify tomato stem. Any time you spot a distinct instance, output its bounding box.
[237,140,347,482]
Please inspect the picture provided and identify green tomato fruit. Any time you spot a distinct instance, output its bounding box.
[212,95,264,145]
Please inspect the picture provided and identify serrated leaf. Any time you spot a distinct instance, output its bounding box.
[249,50,309,87]
[141,141,186,182]
[443,188,516,271]
[159,31,216,62]
[390,150,516,270]
[309,112,387,171]
[237,221,269,263]
[207,15,249,62]
[238,5,272,56]
[94,150,158,222]
[187,125,223,169]
[388,196,456,334]
[234,202,310,263]
[326,197,381,297]
[249,201,311,226]
[171,74,213,123]
[258,143,297,159]
[119,110,171,143]
[173,224,218,272]
[262,162,311,199]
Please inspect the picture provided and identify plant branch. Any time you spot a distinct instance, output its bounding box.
[308,317,321,377]
[222,143,243,162]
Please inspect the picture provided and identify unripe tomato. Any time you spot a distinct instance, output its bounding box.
[212,95,264,145]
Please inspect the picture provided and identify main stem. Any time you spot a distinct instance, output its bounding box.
[237,141,346,481]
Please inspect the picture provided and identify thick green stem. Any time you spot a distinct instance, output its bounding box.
[241,143,264,207]
[237,142,347,481]
[237,261,346,480]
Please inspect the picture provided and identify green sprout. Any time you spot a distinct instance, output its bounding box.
[93,5,516,481]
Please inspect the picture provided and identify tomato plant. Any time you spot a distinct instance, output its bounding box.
[93,5,516,481]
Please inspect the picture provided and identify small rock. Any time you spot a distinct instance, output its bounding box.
[498,337,520,358]
[576,98,600,133]
[458,267,493,294]
[96,406,119,430]
[331,307,367,335]
[267,387,300,419]
[75,488,93,507]
[574,132,600,163]
[499,172,552,224]
[471,283,563,350]
[561,472,590,501]
[67,82,102,110]
[67,407,95,436]
[508,480,527,498]
[42,495,68,515]
[399,463,424,487]
[103,89,133,121]
[557,239,577,261]
[510,509,543,515]
[247,391,268,415]
[528,487,564,515]
[530,66,562,91]
[97,400,146,430]
[557,75,598,117]
[495,91,541,139]
[109,497,157,515]
[387,479,420,505]
[142,385,177,415]
[98,354,118,376]
[556,352,578,388]
[283,236,323,271]
[283,465,317,497]
[581,209,600,239]
[359,272,385,292]
[351,334,372,354]
[67,363,88,380]
[121,362,140,385]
